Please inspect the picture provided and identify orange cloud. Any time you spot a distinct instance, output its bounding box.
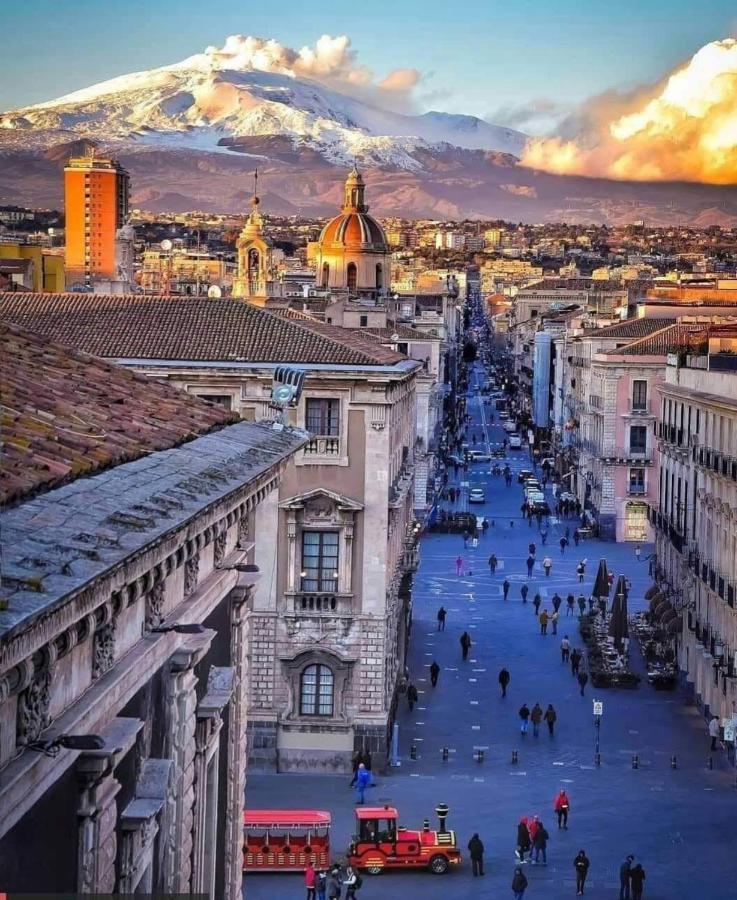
[521,38,737,184]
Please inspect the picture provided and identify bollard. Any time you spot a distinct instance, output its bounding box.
[632,754,639,769]
[595,752,601,767]
[511,749,518,765]
[671,755,677,770]
[442,747,449,762]
[707,755,714,770]
[476,749,485,763]
[410,744,417,760]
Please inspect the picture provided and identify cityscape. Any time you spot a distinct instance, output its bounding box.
[1,3,737,899]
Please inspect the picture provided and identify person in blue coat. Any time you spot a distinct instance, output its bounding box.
[355,763,371,804]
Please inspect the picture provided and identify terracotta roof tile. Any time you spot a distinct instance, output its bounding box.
[0,293,405,367]
[584,318,673,339]
[1,322,237,505]
[602,323,706,357]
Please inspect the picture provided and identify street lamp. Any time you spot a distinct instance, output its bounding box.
[593,699,603,766]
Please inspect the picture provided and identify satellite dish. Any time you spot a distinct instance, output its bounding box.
[207,285,222,299]
[160,239,173,252]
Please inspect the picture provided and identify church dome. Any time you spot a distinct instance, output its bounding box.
[318,166,388,252]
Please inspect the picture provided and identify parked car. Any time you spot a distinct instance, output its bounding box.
[509,434,522,449]
[530,500,552,515]
[503,421,517,433]
[518,469,535,483]
[469,487,486,503]
[468,450,491,462]
[498,410,509,419]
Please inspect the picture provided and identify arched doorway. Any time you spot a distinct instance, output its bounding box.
[347,262,357,291]
[624,502,648,541]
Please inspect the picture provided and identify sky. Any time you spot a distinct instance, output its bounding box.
[2,0,735,124]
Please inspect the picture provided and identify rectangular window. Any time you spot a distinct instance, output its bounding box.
[629,468,646,493]
[193,394,232,410]
[359,314,368,327]
[301,531,339,592]
[632,380,647,410]
[305,398,340,436]
[630,425,647,453]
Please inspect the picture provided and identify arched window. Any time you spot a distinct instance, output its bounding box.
[375,263,383,289]
[347,262,357,291]
[300,664,334,716]
[322,262,330,287]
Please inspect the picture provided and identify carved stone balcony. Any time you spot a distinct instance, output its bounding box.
[291,592,353,615]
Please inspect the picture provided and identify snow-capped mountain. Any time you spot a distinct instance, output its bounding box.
[0,41,526,168]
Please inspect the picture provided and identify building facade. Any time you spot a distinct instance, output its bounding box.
[0,322,305,898]
[653,327,737,723]
[64,154,130,289]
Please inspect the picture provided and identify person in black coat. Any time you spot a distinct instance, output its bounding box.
[460,631,472,661]
[511,866,528,898]
[406,682,418,711]
[430,660,440,687]
[516,819,531,862]
[574,850,590,895]
[629,863,646,900]
[467,833,485,876]
[498,667,511,697]
[619,855,634,900]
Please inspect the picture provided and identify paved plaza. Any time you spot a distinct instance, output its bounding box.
[244,363,737,899]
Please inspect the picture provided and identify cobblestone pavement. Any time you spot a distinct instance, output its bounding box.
[243,362,737,900]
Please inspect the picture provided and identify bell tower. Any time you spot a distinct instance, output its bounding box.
[232,170,275,305]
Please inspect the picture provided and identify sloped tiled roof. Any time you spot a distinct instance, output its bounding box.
[352,324,441,341]
[584,318,673,339]
[602,323,705,357]
[0,293,405,366]
[1,322,238,505]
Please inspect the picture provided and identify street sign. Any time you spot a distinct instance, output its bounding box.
[593,700,603,716]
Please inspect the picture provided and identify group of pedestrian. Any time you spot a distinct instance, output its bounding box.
[515,815,550,865]
[620,855,647,900]
[518,702,558,737]
[305,861,362,900]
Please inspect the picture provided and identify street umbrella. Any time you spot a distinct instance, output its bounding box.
[592,559,610,602]
[609,574,630,652]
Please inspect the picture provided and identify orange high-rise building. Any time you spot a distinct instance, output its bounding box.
[64,154,130,287]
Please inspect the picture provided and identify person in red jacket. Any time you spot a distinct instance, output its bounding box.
[554,789,570,829]
[304,862,316,900]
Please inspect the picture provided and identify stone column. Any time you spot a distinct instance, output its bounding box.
[162,632,214,894]
[222,585,253,900]
[191,666,233,897]
[76,755,121,894]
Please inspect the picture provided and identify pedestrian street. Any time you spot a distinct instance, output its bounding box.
[243,362,737,900]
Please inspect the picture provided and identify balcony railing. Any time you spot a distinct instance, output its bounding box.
[601,447,653,465]
[627,483,646,495]
[303,436,341,457]
[692,446,737,481]
[292,592,352,614]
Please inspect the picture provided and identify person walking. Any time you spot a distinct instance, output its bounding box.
[577,594,587,615]
[560,536,568,555]
[526,555,535,577]
[533,593,542,616]
[529,542,537,556]
[460,631,472,661]
[554,789,570,829]
[327,866,342,900]
[489,553,498,574]
[531,702,543,737]
[355,763,371,805]
[305,862,317,900]
[619,855,634,900]
[519,703,531,736]
[499,667,511,697]
[542,556,553,577]
[407,681,418,711]
[511,865,529,899]
[437,606,447,631]
[629,862,646,900]
[540,528,548,545]
[521,584,529,604]
[531,820,549,865]
[573,528,580,546]
[316,869,327,900]
[544,703,557,736]
[467,833,485,876]
[576,561,585,582]
[551,610,559,635]
[539,609,549,635]
[635,544,641,561]
[456,555,464,576]
[709,714,720,751]
[574,850,590,895]
[343,865,361,899]
[566,593,575,616]
[503,578,511,600]
[516,818,531,863]
[577,670,589,696]
[560,636,571,662]
[552,593,562,613]
[570,648,582,676]
[430,660,440,687]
